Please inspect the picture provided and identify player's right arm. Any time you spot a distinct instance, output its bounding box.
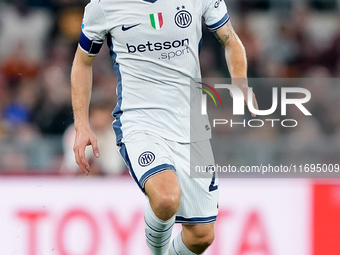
[71,47,100,175]
[71,1,108,174]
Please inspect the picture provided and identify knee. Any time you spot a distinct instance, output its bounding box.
[151,187,181,220]
[183,225,215,253]
[145,170,181,221]
[192,231,215,250]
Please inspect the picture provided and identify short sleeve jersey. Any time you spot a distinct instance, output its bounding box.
[80,0,230,144]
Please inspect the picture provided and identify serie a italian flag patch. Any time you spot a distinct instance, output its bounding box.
[149,13,163,30]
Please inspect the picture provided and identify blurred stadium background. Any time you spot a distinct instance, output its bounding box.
[0,0,339,254]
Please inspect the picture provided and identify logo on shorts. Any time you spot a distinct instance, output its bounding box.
[138,151,155,167]
[175,6,192,28]
[214,0,222,8]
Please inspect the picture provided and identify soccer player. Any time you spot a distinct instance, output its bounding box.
[71,0,258,254]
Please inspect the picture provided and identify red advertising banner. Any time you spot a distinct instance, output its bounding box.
[313,183,340,255]
[0,178,311,255]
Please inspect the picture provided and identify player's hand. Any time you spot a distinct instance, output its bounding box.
[230,81,259,117]
[73,125,100,175]
[238,84,259,117]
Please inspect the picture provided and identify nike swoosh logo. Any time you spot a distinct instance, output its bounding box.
[122,23,141,31]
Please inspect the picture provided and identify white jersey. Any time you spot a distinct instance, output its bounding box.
[80,0,230,144]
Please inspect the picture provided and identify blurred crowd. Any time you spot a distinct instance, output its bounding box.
[0,0,339,174]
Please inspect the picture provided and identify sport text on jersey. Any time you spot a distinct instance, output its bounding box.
[126,38,190,60]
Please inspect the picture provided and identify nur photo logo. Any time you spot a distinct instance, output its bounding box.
[198,82,312,128]
[197,82,222,106]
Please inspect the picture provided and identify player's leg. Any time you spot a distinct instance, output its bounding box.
[168,139,218,254]
[119,132,181,255]
[144,171,181,255]
[169,223,215,255]
[145,170,181,220]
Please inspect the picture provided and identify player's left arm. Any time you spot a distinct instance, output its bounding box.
[214,21,259,116]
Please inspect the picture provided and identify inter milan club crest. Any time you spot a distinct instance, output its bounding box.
[175,6,192,28]
[150,13,163,30]
[138,151,155,167]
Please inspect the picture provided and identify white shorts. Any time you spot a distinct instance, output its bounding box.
[118,131,218,225]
